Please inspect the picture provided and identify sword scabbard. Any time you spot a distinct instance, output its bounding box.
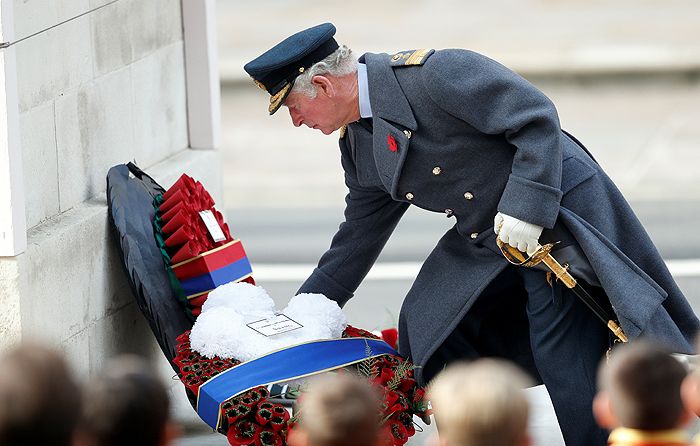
[607,320,628,343]
[496,239,628,343]
[540,255,577,289]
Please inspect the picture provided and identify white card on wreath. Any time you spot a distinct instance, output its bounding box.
[199,210,226,242]
[247,314,304,337]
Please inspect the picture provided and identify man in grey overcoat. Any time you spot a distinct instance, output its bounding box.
[244,23,699,446]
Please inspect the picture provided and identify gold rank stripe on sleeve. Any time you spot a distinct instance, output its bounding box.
[390,49,435,67]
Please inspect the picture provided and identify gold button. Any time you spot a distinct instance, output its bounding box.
[403,129,412,139]
[464,192,474,200]
[392,54,403,61]
[432,166,442,175]
[405,192,414,201]
[445,208,453,217]
[298,66,305,73]
[470,232,479,239]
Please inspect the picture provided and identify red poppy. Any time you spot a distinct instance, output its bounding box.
[176,330,190,342]
[227,420,261,446]
[412,388,426,403]
[376,368,395,386]
[387,135,398,152]
[381,328,398,349]
[255,407,273,426]
[343,325,379,339]
[388,419,409,445]
[255,428,283,446]
[232,404,253,424]
[269,416,286,432]
[398,377,417,393]
[398,412,416,437]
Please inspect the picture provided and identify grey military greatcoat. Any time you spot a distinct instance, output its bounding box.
[297,49,699,384]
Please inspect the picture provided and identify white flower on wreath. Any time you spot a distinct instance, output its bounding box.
[190,282,348,362]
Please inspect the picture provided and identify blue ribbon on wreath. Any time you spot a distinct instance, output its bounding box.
[196,337,399,430]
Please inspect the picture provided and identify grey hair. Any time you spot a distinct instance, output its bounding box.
[291,45,357,98]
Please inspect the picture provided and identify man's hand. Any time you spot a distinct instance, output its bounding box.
[493,212,544,256]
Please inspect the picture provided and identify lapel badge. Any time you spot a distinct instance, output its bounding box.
[387,134,398,152]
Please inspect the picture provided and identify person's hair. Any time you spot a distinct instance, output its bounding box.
[428,359,533,446]
[598,342,687,430]
[291,45,357,98]
[79,355,170,446]
[295,373,382,446]
[0,343,81,446]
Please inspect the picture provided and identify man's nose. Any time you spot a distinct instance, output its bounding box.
[289,109,302,127]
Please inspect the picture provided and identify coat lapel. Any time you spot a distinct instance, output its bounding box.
[363,53,418,199]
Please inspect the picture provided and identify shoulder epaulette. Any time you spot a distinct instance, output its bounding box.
[390,49,435,67]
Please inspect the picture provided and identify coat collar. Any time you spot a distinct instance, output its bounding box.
[360,53,418,131]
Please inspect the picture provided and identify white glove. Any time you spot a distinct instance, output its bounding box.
[493,212,544,256]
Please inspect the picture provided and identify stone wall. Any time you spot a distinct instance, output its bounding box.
[0,0,221,390]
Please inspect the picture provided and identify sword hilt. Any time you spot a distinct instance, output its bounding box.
[495,238,628,343]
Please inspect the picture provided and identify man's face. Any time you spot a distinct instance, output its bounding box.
[284,89,342,135]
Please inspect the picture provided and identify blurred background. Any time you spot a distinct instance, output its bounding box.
[183,1,700,444]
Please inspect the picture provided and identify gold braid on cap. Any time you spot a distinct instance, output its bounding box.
[251,77,267,91]
[268,83,293,114]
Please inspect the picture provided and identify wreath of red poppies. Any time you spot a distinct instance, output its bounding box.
[157,174,431,445]
[173,325,430,446]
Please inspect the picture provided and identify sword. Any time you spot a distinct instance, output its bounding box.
[496,239,628,343]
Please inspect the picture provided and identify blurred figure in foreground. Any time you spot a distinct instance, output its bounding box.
[76,355,179,446]
[428,359,533,446]
[594,342,691,446]
[680,337,700,441]
[0,343,81,446]
[288,373,383,446]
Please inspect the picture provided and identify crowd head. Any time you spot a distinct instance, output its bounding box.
[77,355,178,446]
[593,341,690,431]
[0,346,177,446]
[0,344,81,446]
[288,373,383,446]
[4,338,700,446]
[429,359,534,446]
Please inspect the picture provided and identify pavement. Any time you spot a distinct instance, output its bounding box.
[176,2,700,445]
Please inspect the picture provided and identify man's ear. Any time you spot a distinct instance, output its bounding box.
[311,75,335,97]
[592,392,619,429]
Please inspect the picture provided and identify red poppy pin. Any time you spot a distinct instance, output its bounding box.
[387,134,398,152]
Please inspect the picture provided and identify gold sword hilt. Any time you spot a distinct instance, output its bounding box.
[496,238,628,343]
[495,238,567,280]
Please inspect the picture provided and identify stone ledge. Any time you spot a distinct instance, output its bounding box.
[0,148,220,375]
